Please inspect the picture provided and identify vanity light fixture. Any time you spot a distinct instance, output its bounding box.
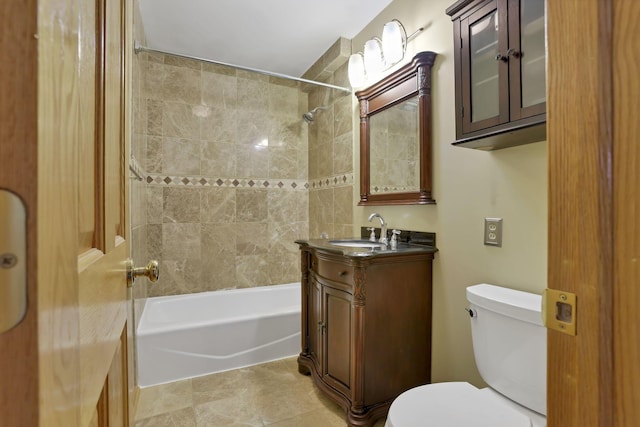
[382,20,406,65]
[363,38,384,79]
[349,19,425,88]
[348,53,366,88]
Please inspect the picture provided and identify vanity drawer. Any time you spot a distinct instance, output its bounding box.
[311,255,354,285]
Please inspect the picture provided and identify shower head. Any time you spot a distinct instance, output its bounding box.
[303,106,327,123]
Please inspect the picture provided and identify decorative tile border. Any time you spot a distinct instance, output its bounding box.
[371,185,417,193]
[144,172,355,191]
[308,173,354,190]
[146,174,309,190]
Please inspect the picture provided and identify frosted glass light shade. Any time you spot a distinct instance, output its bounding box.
[382,20,405,66]
[348,53,366,88]
[364,38,384,77]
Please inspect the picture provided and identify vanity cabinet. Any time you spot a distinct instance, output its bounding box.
[447,0,546,150]
[297,241,435,427]
[307,275,352,396]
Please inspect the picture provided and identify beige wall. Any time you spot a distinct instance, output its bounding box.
[351,0,548,386]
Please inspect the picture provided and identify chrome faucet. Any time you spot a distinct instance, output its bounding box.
[367,213,388,245]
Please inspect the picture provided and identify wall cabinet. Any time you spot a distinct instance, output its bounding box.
[447,0,546,150]
[296,241,435,426]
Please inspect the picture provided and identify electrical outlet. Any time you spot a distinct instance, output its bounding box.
[484,218,503,247]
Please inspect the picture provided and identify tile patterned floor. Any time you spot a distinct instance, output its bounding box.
[135,357,386,427]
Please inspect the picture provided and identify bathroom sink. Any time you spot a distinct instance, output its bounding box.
[328,239,387,249]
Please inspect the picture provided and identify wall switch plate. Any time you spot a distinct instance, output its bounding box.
[484,218,503,247]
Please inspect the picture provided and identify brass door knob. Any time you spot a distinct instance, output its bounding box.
[127,260,159,287]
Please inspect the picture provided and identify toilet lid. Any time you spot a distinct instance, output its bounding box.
[386,382,532,427]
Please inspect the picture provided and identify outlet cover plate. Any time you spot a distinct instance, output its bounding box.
[484,218,503,247]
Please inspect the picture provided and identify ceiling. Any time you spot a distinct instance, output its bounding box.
[137,0,394,78]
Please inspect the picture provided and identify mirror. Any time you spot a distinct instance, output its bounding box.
[356,51,437,205]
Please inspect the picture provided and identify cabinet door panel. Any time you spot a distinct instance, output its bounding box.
[470,10,499,122]
[461,0,509,133]
[323,287,351,392]
[509,0,546,119]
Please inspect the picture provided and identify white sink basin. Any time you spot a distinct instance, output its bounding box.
[328,240,387,249]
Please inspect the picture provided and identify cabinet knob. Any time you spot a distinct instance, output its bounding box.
[339,271,347,277]
[495,53,509,62]
[507,48,521,58]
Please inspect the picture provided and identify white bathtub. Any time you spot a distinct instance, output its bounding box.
[137,283,301,387]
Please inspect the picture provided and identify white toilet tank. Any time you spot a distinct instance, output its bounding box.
[467,284,546,416]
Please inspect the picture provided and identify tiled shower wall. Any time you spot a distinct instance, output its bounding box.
[131,39,353,298]
[305,41,355,239]
[139,53,309,297]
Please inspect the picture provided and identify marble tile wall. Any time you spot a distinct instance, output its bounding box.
[131,37,355,298]
[139,53,310,296]
[307,60,354,239]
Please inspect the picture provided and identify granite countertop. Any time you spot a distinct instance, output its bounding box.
[295,238,438,258]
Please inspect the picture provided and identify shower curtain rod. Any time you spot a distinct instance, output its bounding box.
[134,43,353,93]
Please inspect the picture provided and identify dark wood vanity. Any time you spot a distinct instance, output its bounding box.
[296,240,436,426]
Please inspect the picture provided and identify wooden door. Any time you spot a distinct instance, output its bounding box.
[611,1,640,424]
[0,0,134,425]
[0,1,39,425]
[547,0,640,426]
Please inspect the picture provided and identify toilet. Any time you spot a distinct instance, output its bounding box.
[385,284,547,427]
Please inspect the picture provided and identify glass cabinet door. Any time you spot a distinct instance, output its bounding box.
[509,0,546,119]
[470,10,499,122]
[461,0,509,133]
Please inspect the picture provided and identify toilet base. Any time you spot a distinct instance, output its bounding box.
[385,382,546,427]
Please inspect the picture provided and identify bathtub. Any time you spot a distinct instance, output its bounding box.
[137,282,301,387]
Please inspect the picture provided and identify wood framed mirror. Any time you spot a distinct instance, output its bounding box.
[356,51,437,205]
